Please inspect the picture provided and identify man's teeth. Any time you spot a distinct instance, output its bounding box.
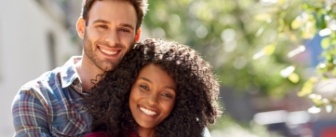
[140,107,157,116]
[101,49,117,55]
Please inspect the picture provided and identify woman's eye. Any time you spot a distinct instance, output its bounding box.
[161,93,174,99]
[139,84,149,91]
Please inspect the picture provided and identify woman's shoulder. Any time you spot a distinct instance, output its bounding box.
[84,132,107,137]
[84,131,137,137]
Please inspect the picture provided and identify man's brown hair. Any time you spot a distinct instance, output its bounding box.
[81,0,148,30]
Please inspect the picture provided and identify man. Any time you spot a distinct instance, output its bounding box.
[12,0,148,136]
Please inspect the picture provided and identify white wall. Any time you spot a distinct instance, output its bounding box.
[0,0,80,136]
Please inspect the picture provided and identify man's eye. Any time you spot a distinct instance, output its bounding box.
[98,25,108,29]
[119,28,130,33]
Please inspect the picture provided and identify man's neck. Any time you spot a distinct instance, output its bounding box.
[75,58,105,92]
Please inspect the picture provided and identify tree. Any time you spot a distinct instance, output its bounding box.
[294,0,336,113]
[144,0,304,98]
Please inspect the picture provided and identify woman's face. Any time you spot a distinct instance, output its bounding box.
[129,63,176,131]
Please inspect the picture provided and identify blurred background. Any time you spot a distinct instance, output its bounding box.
[1,0,336,136]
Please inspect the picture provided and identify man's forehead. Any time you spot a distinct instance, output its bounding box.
[88,0,137,27]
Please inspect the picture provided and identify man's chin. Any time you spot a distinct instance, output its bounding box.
[101,63,117,72]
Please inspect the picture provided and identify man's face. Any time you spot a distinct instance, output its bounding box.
[78,0,140,72]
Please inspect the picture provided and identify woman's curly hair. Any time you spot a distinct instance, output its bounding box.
[84,38,222,137]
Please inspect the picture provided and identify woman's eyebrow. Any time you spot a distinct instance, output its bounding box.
[139,77,176,91]
[139,77,152,83]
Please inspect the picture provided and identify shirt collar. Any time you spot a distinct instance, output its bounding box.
[60,56,82,89]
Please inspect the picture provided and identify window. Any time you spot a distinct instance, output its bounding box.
[0,19,2,81]
[47,31,57,69]
[35,0,42,5]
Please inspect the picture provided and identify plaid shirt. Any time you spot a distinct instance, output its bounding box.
[12,56,92,137]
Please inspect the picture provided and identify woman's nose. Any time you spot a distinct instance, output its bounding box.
[147,93,158,106]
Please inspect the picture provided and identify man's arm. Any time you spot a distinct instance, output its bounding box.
[12,88,52,137]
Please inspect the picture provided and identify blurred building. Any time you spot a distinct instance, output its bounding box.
[0,0,81,136]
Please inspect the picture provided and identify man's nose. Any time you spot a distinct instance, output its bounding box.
[105,30,120,46]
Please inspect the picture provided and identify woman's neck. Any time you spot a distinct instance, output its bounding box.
[137,127,155,137]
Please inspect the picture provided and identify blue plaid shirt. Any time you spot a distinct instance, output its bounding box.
[12,56,92,137]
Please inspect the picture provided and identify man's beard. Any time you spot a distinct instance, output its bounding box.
[82,32,135,72]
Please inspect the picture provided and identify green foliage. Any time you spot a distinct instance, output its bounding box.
[144,0,305,97]
[141,0,336,135]
[293,0,336,113]
[144,0,336,113]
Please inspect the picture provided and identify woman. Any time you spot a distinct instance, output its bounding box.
[84,38,221,137]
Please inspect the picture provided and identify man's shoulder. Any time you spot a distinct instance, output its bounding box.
[14,56,82,106]
[19,56,80,92]
[20,68,61,90]
[15,68,62,102]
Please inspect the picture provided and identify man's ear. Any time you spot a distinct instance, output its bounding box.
[135,28,142,42]
[76,17,86,39]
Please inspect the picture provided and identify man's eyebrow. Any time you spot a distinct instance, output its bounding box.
[120,23,135,30]
[91,19,135,30]
[92,19,109,24]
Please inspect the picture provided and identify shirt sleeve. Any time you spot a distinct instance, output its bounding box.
[12,88,52,137]
[203,127,212,137]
